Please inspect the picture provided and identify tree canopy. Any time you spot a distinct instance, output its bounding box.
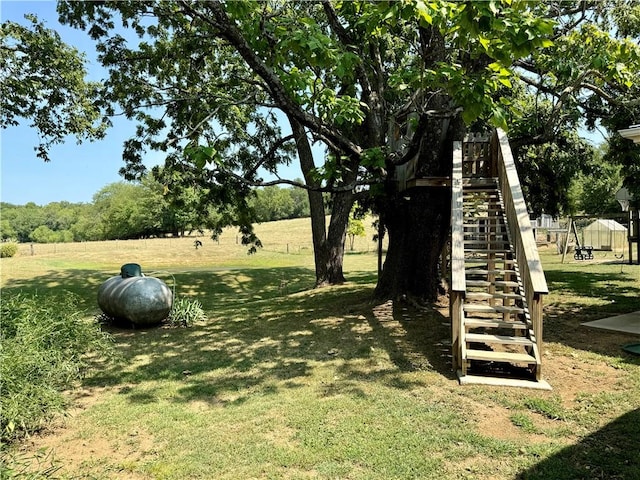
[0,15,107,160]
[8,1,640,298]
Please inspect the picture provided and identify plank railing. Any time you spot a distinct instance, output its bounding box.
[492,129,548,378]
[462,133,492,177]
[450,141,465,372]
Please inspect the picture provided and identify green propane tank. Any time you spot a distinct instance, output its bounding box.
[98,264,172,327]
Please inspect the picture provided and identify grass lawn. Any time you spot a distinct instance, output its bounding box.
[2,221,639,479]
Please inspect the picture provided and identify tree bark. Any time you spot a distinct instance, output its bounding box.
[375,115,463,302]
[288,117,331,285]
[374,25,466,303]
[319,188,353,285]
[375,188,450,302]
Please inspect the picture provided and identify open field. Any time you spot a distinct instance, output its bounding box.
[1,217,381,311]
[1,219,639,479]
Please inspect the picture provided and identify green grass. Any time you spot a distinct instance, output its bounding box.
[1,225,639,479]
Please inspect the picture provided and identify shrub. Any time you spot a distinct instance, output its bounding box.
[0,292,113,443]
[166,297,207,327]
[0,242,18,258]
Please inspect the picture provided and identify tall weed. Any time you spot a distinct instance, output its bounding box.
[0,292,113,443]
[166,296,207,327]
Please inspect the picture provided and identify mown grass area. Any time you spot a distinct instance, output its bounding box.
[1,224,639,479]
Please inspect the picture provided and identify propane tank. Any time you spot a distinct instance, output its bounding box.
[97,264,172,327]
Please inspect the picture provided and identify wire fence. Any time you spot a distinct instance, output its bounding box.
[15,231,383,259]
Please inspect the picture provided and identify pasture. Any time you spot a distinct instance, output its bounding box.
[2,217,639,479]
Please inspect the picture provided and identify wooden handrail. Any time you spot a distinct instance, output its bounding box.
[493,129,547,378]
[493,129,548,296]
[451,141,466,293]
[450,141,465,372]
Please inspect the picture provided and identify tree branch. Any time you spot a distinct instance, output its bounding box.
[176,0,363,158]
[246,134,296,178]
[225,169,380,193]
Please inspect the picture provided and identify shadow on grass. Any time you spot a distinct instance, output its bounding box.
[543,268,640,358]
[517,408,640,480]
[1,266,320,312]
[4,266,454,407]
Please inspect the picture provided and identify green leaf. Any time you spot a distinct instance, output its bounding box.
[498,77,512,88]
[415,1,433,25]
[491,106,508,131]
[361,147,385,169]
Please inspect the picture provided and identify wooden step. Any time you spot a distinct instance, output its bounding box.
[463,191,500,196]
[464,189,500,193]
[463,205,502,210]
[465,269,517,276]
[464,215,503,221]
[464,239,510,245]
[466,280,520,288]
[464,240,509,246]
[457,373,552,390]
[465,258,515,265]
[463,233,508,238]
[463,199,500,204]
[464,317,529,330]
[463,232,507,238]
[464,243,511,250]
[463,223,506,228]
[465,349,538,364]
[463,230,508,236]
[464,304,525,314]
[463,222,505,228]
[463,178,499,188]
[462,227,507,235]
[464,249,512,255]
[464,230,506,235]
[464,210,503,215]
[466,333,533,346]
[462,239,510,245]
[465,291,523,301]
[463,196,501,200]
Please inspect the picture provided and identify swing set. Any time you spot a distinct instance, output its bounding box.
[561,216,630,263]
[562,219,593,261]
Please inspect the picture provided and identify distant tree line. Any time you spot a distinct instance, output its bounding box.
[0,175,310,243]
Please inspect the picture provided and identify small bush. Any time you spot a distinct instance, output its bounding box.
[0,292,113,444]
[166,297,207,327]
[0,242,18,258]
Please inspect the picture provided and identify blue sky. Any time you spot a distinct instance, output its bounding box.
[1,0,154,205]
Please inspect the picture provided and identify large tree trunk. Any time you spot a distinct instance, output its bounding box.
[318,189,353,285]
[375,188,450,302]
[375,116,463,302]
[289,117,329,285]
[374,25,458,302]
[289,116,354,286]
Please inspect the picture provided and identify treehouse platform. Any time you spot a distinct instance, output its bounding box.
[399,129,550,389]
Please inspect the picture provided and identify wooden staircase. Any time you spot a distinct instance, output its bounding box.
[450,131,550,389]
[460,179,544,386]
